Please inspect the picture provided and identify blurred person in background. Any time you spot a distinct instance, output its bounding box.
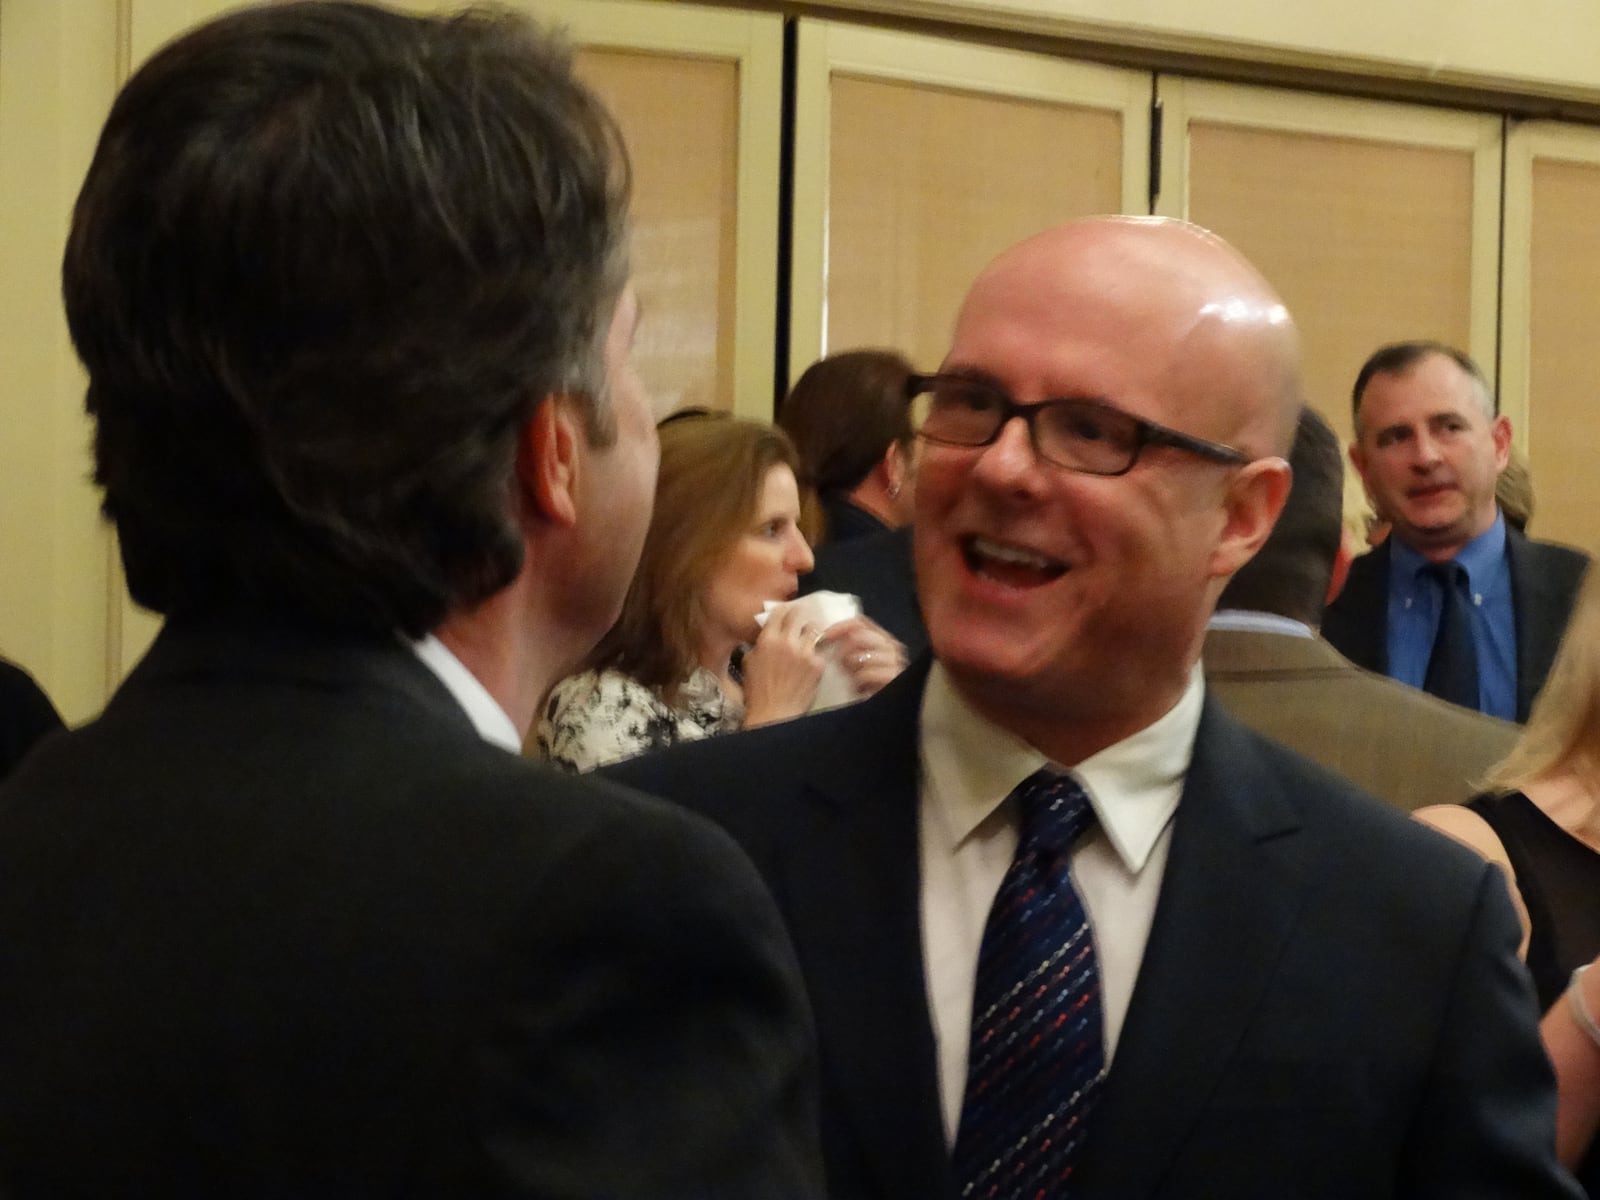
[784,349,930,654]
[1418,563,1600,1190]
[537,412,905,771]
[780,348,917,545]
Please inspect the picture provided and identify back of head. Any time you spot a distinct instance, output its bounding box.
[779,349,914,495]
[1217,407,1343,624]
[592,413,799,695]
[66,2,630,638]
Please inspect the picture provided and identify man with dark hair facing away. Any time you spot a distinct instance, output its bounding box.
[1206,406,1519,811]
[0,5,820,1197]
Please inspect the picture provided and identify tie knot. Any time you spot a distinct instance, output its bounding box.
[1010,769,1094,858]
[1423,560,1467,591]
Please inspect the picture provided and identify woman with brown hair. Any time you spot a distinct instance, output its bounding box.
[535,412,905,771]
[780,349,917,545]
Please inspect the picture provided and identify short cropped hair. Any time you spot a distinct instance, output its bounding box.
[1218,407,1343,626]
[588,414,799,702]
[65,2,631,637]
[1351,341,1493,431]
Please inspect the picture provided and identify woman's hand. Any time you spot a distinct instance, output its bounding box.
[820,615,907,699]
[740,604,827,728]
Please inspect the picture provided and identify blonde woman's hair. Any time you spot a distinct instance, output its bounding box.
[1483,564,1600,802]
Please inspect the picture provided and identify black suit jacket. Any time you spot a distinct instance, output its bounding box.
[609,660,1579,1200]
[0,617,822,1198]
[1322,527,1590,721]
[0,659,63,783]
[800,526,928,660]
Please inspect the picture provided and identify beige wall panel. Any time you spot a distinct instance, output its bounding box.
[577,48,740,414]
[1162,83,1502,520]
[791,22,1150,381]
[1186,123,1476,442]
[826,76,1123,370]
[795,0,1600,105]
[0,0,125,721]
[1525,158,1600,551]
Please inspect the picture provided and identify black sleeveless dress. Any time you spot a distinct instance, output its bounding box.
[1467,789,1600,1194]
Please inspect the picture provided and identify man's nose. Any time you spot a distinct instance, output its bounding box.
[971,414,1043,489]
[1410,429,1445,467]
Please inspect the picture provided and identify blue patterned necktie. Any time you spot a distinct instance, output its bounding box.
[952,769,1105,1200]
[1422,561,1480,709]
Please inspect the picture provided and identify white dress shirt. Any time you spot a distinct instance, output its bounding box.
[410,634,522,753]
[918,660,1202,1145]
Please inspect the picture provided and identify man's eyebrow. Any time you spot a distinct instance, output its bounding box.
[936,363,1119,410]
[937,364,1006,389]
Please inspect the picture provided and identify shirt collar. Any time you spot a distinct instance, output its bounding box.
[1208,609,1315,638]
[410,634,522,753]
[920,660,1200,873]
[1391,510,1506,590]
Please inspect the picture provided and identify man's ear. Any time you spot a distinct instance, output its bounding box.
[1327,525,1359,605]
[1491,414,1513,471]
[1348,438,1368,483]
[516,396,582,529]
[880,441,906,496]
[1210,456,1292,579]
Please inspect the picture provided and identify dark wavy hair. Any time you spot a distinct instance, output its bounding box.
[64,2,630,637]
[588,414,800,702]
[780,347,913,483]
[1218,406,1343,625]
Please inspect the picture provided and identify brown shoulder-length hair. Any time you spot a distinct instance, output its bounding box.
[587,412,801,702]
[780,349,914,540]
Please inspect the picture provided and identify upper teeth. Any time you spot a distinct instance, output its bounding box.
[972,536,1056,569]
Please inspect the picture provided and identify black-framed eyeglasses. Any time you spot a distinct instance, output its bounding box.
[905,373,1252,477]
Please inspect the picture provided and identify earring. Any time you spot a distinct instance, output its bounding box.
[887,481,901,499]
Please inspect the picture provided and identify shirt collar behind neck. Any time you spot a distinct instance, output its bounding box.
[920,661,1201,873]
[410,633,522,753]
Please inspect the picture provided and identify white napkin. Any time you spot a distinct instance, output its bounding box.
[754,590,862,712]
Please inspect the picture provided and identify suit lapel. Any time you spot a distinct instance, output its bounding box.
[776,660,956,1200]
[1507,528,1560,722]
[1079,700,1313,1198]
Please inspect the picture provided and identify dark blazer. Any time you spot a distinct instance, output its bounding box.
[0,617,822,1199]
[800,526,929,660]
[1322,527,1590,721]
[1204,627,1519,810]
[0,659,64,783]
[609,660,1579,1200]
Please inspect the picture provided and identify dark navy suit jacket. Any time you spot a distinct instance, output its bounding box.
[610,658,1579,1200]
[1323,526,1589,721]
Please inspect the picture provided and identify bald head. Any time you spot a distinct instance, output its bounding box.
[957,217,1303,455]
[916,215,1299,763]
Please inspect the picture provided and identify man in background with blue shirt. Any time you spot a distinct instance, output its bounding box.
[1324,341,1588,721]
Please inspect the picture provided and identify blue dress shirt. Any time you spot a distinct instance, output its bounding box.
[1385,514,1517,720]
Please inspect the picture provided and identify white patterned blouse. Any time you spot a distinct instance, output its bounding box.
[535,666,743,773]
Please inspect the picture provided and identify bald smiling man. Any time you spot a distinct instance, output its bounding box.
[611,217,1579,1200]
